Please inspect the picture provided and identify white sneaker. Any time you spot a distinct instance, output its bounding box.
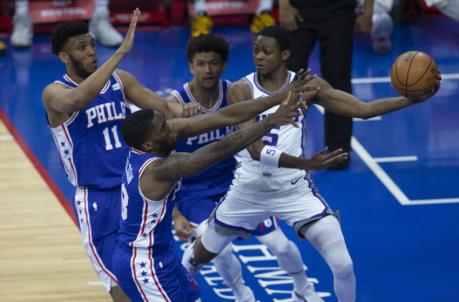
[292,283,324,302]
[235,285,255,302]
[371,13,393,54]
[89,9,123,47]
[181,243,203,275]
[11,13,32,47]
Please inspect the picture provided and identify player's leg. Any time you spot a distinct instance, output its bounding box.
[182,217,236,271]
[272,174,354,301]
[255,219,324,302]
[299,215,355,302]
[112,244,146,302]
[193,220,255,302]
[74,187,129,301]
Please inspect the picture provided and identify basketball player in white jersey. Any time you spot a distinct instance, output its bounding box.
[182,26,441,302]
[170,33,343,302]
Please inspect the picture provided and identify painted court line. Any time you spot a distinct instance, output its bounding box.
[353,116,382,122]
[352,138,459,205]
[351,137,411,205]
[374,156,418,163]
[313,95,458,205]
[88,281,104,286]
[0,134,13,141]
[352,72,459,84]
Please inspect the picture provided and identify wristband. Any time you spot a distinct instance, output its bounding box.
[260,145,281,167]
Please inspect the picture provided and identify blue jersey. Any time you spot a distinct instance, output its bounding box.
[49,72,130,189]
[118,149,178,254]
[171,80,236,198]
[114,150,200,302]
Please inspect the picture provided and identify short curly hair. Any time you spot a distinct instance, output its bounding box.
[50,20,89,55]
[257,25,290,51]
[186,33,229,62]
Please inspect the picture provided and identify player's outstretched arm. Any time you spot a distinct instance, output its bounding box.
[42,9,140,115]
[154,96,301,183]
[115,71,202,119]
[310,76,440,119]
[168,70,317,138]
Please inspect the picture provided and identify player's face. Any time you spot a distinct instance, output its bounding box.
[253,36,285,75]
[189,52,226,89]
[62,34,97,78]
[150,112,177,154]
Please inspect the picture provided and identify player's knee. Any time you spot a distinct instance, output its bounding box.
[194,238,218,264]
[271,239,292,256]
[333,258,354,280]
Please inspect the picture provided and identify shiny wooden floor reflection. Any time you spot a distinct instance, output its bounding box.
[0,121,110,302]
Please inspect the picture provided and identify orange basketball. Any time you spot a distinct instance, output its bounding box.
[390,51,440,99]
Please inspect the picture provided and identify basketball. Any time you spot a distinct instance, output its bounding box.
[390,51,440,99]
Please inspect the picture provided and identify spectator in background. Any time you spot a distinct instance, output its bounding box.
[431,0,459,21]
[191,0,276,37]
[361,0,459,54]
[358,0,394,54]
[11,0,122,47]
[279,0,373,169]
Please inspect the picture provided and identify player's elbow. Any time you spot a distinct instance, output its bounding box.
[354,105,373,119]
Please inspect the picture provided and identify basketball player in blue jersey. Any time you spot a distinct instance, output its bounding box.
[169,33,335,302]
[183,26,441,302]
[41,9,201,302]
[113,79,315,301]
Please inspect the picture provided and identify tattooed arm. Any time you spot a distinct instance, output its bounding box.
[140,97,301,200]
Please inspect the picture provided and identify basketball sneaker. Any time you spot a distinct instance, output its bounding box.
[191,13,213,37]
[251,11,276,34]
[11,13,32,47]
[292,282,324,302]
[371,13,393,54]
[89,9,123,47]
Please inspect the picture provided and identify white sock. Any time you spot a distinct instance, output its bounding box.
[15,0,29,16]
[256,0,274,15]
[194,0,208,15]
[301,215,355,302]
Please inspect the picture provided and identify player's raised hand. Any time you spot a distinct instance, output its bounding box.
[302,148,349,170]
[269,92,302,126]
[117,8,140,55]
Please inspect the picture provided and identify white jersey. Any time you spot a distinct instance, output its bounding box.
[235,71,307,191]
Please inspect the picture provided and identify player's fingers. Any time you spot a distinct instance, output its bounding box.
[316,147,328,155]
[324,153,348,167]
[293,68,305,81]
[127,8,140,36]
[325,148,345,158]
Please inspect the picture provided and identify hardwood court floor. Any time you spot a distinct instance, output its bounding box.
[0,121,110,302]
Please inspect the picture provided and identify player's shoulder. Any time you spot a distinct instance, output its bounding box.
[228,78,250,90]
[41,81,69,102]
